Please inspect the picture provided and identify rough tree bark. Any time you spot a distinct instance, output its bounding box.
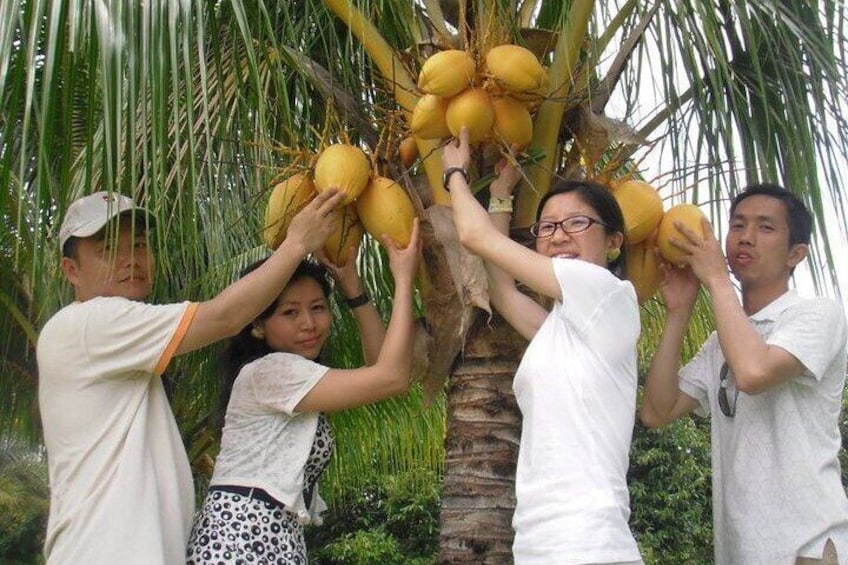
[438,312,525,564]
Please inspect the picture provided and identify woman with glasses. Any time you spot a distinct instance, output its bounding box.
[442,128,642,564]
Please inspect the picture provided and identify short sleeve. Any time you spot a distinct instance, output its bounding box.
[245,353,330,415]
[679,334,717,417]
[767,298,848,383]
[551,258,636,334]
[82,297,194,377]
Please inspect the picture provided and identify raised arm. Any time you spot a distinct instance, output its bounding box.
[294,218,421,413]
[481,154,548,339]
[443,129,559,338]
[640,261,702,428]
[176,190,346,355]
[320,246,385,365]
[671,218,806,394]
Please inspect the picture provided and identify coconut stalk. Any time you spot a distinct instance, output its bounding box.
[322,0,451,206]
[514,0,595,227]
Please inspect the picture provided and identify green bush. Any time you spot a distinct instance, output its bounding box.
[307,467,440,565]
[0,438,48,565]
[316,529,405,565]
[629,417,713,564]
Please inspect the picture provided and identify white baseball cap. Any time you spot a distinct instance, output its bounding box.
[59,191,154,252]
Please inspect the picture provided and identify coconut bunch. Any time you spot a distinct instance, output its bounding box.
[611,179,708,303]
[410,45,548,149]
[264,143,417,266]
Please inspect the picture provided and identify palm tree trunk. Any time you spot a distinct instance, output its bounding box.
[439,312,525,564]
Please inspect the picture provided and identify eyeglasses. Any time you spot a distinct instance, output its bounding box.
[717,362,738,417]
[529,215,610,239]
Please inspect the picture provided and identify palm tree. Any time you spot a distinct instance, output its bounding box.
[2,0,847,563]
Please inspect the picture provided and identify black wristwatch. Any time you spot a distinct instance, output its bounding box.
[442,167,469,192]
[345,292,370,308]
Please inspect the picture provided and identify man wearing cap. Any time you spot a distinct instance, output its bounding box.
[37,189,344,565]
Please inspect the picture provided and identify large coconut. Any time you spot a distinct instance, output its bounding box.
[323,204,364,267]
[314,144,371,205]
[410,94,450,140]
[626,240,661,304]
[612,179,664,245]
[446,88,494,144]
[263,173,317,249]
[485,44,547,93]
[355,176,416,248]
[657,203,708,265]
[491,96,534,148]
[417,49,476,98]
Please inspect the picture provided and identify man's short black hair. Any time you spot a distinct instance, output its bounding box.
[729,183,813,246]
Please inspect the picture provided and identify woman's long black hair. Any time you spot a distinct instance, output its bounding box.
[535,179,628,279]
[217,258,332,418]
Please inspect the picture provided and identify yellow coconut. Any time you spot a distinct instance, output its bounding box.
[626,240,661,304]
[417,49,476,98]
[491,96,534,148]
[355,176,416,249]
[657,203,708,265]
[612,179,664,245]
[314,144,371,204]
[398,136,419,168]
[263,173,317,249]
[446,88,495,144]
[485,44,547,93]
[410,94,450,140]
[323,204,364,267]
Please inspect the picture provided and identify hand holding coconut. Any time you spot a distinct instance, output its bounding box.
[318,243,386,365]
[664,215,731,291]
[383,217,422,290]
[488,149,521,216]
[441,128,471,180]
[656,252,700,316]
[283,189,346,255]
[319,244,365,299]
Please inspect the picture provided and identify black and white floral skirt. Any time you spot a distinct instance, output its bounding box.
[186,489,307,564]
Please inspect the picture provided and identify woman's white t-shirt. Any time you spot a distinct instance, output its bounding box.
[511,258,641,564]
[211,352,330,524]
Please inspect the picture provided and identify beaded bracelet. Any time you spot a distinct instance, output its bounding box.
[487,196,514,214]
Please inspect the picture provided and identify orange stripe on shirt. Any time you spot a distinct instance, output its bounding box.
[154,302,199,376]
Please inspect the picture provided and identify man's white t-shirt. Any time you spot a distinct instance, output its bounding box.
[37,296,198,565]
[680,291,848,565]
[511,259,642,564]
[210,352,330,524]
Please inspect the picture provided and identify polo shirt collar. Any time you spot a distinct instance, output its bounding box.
[748,290,801,323]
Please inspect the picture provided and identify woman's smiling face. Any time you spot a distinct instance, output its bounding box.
[534,191,618,268]
[257,277,332,360]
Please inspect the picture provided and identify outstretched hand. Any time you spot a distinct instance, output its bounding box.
[656,249,701,315]
[286,189,346,254]
[668,216,730,289]
[317,245,364,299]
[490,147,522,198]
[442,127,471,173]
[382,218,421,287]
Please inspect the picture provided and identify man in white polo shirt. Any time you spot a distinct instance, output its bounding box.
[640,184,848,564]
[38,189,344,565]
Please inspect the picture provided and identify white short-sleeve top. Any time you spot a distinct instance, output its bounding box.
[511,258,642,564]
[680,290,848,564]
[210,352,330,524]
[37,296,197,565]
